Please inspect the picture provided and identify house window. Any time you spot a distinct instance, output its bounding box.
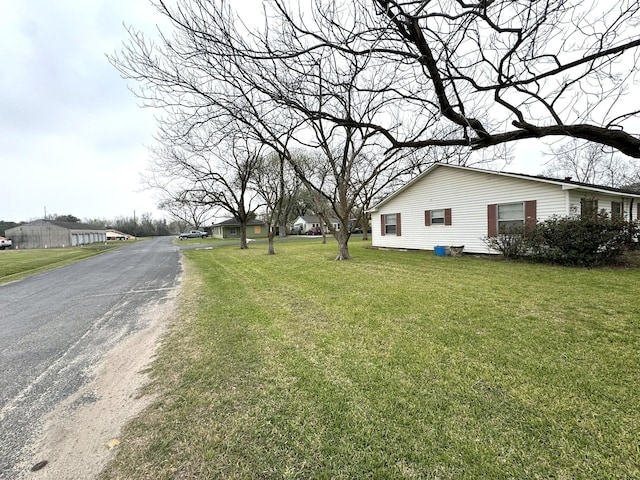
[384,214,397,234]
[488,200,536,237]
[228,227,238,236]
[581,198,598,219]
[611,201,623,219]
[253,225,262,234]
[431,209,445,224]
[381,213,401,236]
[425,208,452,226]
[497,202,524,233]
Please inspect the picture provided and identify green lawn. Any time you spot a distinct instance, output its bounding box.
[0,244,121,284]
[100,240,640,479]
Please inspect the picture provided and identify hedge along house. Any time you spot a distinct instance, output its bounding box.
[369,163,640,255]
[5,220,107,249]
[211,218,268,239]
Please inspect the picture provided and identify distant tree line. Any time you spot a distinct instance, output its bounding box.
[0,221,19,236]
[82,213,175,238]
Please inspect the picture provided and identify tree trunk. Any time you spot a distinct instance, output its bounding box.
[240,221,248,249]
[267,227,276,255]
[334,229,351,260]
[362,216,370,241]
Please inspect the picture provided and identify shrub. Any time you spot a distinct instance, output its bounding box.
[526,213,638,267]
[482,225,529,260]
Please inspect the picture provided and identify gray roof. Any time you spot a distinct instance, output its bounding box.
[213,218,266,227]
[20,220,106,231]
[295,215,340,224]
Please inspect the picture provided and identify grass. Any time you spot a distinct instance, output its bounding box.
[173,237,222,246]
[172,235,326,247]
[99,239,640,479]
[0,244,121,284]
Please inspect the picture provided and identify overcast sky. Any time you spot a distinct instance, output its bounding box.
[0,1,166,223]
[0,1,549,224]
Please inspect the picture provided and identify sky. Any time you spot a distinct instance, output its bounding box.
[0,1,166,223]
[0,0,551,225]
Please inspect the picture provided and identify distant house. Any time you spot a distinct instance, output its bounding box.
[369,163,640,254]
[5,220,107,249]
[211,218,268,239]
[291,215,342,234]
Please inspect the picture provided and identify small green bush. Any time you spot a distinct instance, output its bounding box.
[527,213,638,267]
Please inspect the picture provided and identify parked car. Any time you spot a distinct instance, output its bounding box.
[290,225,304,235]
[178,230,208,240]
[0,237,12,250]
[306,226,322,235]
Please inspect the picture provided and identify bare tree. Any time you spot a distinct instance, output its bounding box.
[157,197,216,231]
[142,156,218,231]
[277,152,306,236]
[541,139,640,187]
[251,151,302,255]
[149,130,263,249]
[259,0,640,157]
[118,0,625,257]
[111,0,447,259]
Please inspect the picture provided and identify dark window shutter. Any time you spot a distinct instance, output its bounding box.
[396,213,402,236]
[444,208,452,226]
[380,214,385,236]
[487,204,497,237]
[637,203,640,221]
[425,210,431,226]
[524,200,537,228]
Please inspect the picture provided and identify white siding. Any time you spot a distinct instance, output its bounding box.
[566,190,632,219]
[371,166,568,254]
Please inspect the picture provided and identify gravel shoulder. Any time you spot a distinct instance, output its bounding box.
[14,287,179,480]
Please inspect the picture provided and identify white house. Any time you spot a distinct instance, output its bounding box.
[369,163,640,254]
[291,215,341,234]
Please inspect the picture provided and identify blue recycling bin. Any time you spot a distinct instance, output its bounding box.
[434,245,446,257]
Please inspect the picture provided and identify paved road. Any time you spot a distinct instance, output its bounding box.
[0,237,182,479]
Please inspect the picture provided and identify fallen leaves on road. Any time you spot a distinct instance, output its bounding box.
[30,460,48,471]
[105,438,120,449]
